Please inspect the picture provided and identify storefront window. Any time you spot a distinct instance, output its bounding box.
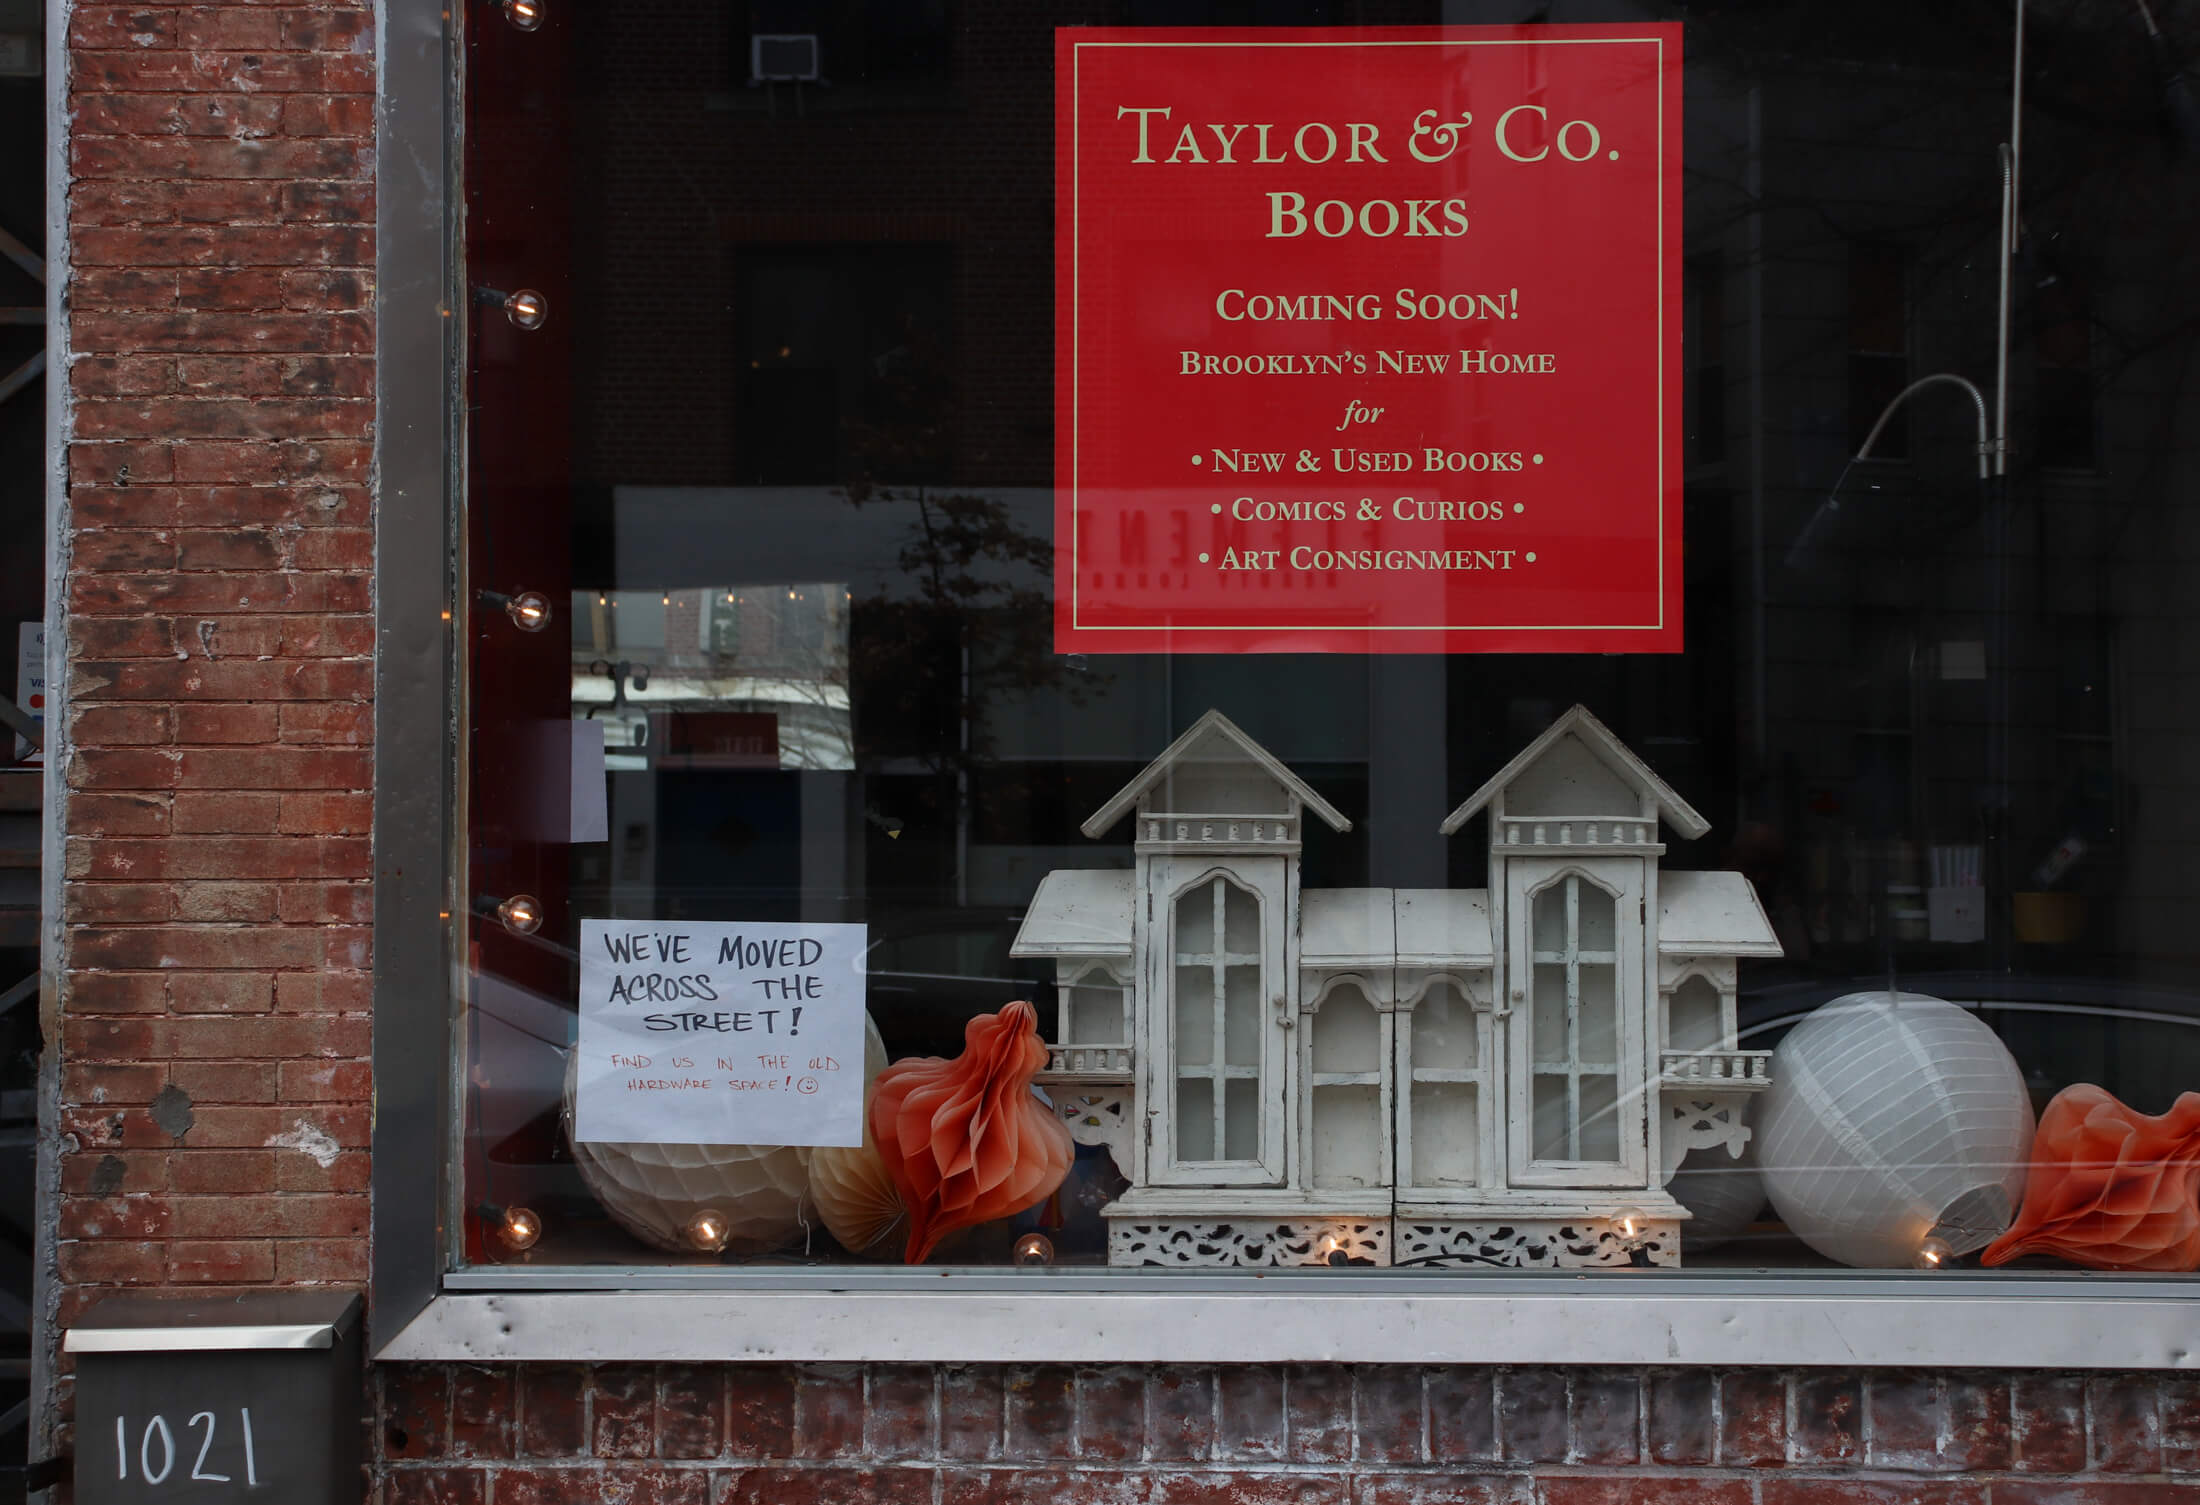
[452,0,2200,1284]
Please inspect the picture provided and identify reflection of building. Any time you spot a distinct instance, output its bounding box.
[1015,707,1779,1266]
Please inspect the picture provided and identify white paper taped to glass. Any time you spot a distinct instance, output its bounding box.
[574,918,868,1146]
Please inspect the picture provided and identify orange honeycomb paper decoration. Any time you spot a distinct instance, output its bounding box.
[1982,1084,2200,1272]
[870,999,1075,1264]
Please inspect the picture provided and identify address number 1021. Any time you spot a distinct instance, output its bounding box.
[113,1408,261,1487]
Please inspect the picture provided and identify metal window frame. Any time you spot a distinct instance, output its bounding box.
[369,0,2200,1369]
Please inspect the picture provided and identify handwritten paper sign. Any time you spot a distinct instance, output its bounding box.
[575,919,868,1146]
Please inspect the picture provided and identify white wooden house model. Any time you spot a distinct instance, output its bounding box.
[1011,706,1782,1267]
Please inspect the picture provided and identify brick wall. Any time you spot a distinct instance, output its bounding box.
[373,1364,2200,1504]
[54,0,377,1414]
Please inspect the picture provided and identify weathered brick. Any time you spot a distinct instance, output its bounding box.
[173,702,284,745]
[449,1366,515,1459]
[1148,1367,1215,1462]
[1499,1370,1570,1464]
[1286,1364,1355,1463]
[717,1467,931,1505]
[272,1238,366,1282]
[1868,1372,1942,1470]
[1941,1373,2011,1471]
[1570,1372,1639,1465]
[518,1366,590,1458]
[867,1366,936,1461]
[2161,1376,2200,1473]
[385,1469,484,1505]
[795,1364,866,1460]
[1760,1485,1987,1505]
[1537,1482,1748,1505]
[657,1367,721,1460]
[1073,1366,1141,1463]
[2091,1376,2163,1472]
[941,1467,1144,1505]
[593,1366,658,1460]
[1355,1366,1425,1465]
[1360,1475,1535,1505]
[938,1366,1003,1462]
[166,1239,274,1283]
[1428,1369,1498,1462]
[167,1058,278,1102]
[1789,1373,1861,1464]
[1997,1488,2200,1505]
[497,1468,708,1505]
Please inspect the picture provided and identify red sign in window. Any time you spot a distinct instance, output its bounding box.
[1055,25,1683,654]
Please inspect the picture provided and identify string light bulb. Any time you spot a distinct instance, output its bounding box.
[1913,1236,1955,1270]
[686,1209,731,1253]
[1011,1232,1054,1266]
[496,1205,543,1252]
[496,894,543,935]
[502,0,544,29]
[1611,1207,1650,1247]
[504,590,551,631]
[503,289,548,330]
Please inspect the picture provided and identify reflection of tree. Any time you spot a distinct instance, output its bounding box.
[837,310,1102,899]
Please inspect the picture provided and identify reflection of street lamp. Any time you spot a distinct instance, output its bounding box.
[1782,3,2032,973]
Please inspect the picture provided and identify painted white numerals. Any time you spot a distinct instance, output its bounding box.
[114,1407,259,1487]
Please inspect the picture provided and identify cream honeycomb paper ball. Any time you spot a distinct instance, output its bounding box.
[562,1051,813,1253]
[806,1015,904,1255]
[1757,990,2034,1268]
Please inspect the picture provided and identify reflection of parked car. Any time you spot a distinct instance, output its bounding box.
[1738,970,2200,1116]
[863,909,1052,1060]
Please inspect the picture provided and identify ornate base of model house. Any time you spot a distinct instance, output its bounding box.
[1107,1214,1396,1267]
[1104,1199,1685,1269]
[1391,1214,1681,1269]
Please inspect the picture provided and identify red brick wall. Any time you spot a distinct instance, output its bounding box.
[374,1364,2200,1504]
[56,0,376,1375]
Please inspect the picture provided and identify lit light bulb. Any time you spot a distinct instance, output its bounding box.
[1012,1232,1054,1266]
[504,590,551,632]
[503,289,548,330]
[1913,1236,1955,1270]
[502,0,544,29]
[497,1206,543,1252]
[496,894,543,935]
[1611,1207,1650,1246]
[686,1209,730,1253]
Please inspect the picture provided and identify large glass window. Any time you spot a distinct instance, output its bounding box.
[454,0,2200,1282]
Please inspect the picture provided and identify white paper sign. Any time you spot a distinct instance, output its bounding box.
[575,918,867,1147]
[14,623,43,764]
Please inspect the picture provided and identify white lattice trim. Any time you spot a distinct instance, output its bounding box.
[1660,1091,1754,1181]
[1107,1218,1392,1267]
[1392,1217,1681,1269]
[1047,1089,1134,1170]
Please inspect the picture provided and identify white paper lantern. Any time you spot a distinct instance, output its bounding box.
[1670,1134,1765,1253]
[562,1053,813,1253]
[1757,990,2034,1268]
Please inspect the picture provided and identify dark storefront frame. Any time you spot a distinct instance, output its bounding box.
[364,0,2200,1367]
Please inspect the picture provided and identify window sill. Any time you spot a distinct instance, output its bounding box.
[380,1271,2200,1368]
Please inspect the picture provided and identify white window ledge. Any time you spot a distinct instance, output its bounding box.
[383,1273,2200,1368]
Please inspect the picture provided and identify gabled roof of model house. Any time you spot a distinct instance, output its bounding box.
[1012,706,1773,966]
[1438,703,1711,841]
[1079,708,1353,838]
